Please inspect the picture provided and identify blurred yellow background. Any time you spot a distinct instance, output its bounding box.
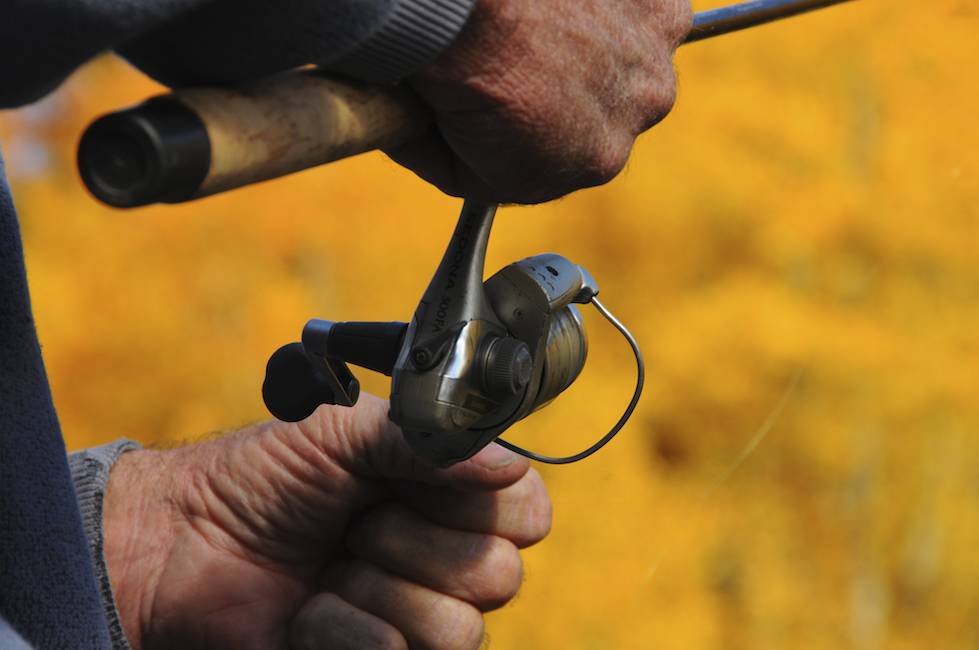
[2,0,978,647]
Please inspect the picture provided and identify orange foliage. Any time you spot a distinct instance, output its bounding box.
[2,0,978,647]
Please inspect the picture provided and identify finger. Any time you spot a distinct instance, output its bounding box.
[347,504,523,611]
[324,560,485,650]
[632,57,679,136]
[386,119,567,205]
[446,442,532,491]
[666,0,695,48]
[395,467,552,549]
[290,592,407,650]
[384,124,496,201]
[307,393,530,492]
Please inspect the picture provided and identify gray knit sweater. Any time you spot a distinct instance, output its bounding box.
[67,441,143,650]
[0,1,474,647]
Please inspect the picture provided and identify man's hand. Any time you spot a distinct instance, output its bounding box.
[389,0,693,204]
[103,394,551,650]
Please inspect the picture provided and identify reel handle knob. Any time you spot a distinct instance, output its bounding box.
[262,342,360,423]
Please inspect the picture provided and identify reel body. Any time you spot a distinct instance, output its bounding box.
[263,201,641,467]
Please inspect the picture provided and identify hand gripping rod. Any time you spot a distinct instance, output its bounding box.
[77,0,854,207]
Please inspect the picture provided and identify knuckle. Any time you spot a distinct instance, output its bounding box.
[658,68,680,110]
[650,0,693,48]
[346,514,377,555]
[581,139,631,187]
[349,504,416,560]
[438,602,485,650]
[639,67,678,132]
[290,612,319,650]
[365,504,408,541]
[517,469,553,547]
[374,627,410,650]
[672,0,695,44]
[468,537,523,610]
[290,592,409,650]
[341,560,381,598]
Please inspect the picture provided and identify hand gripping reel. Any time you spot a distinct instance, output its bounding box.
[262,200,644,467]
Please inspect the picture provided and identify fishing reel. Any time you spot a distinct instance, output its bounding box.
[262,200,644,467]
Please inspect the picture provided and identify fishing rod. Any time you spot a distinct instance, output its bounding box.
[77,0,854,208]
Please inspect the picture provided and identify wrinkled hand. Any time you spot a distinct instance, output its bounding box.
[390,0,692,204]
[103,394,551,650]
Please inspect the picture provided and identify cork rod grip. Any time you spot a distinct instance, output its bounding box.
[77,70,432,208]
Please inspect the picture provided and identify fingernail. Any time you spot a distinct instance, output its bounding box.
[474,443,519,469]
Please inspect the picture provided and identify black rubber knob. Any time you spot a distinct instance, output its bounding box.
[483,337,533,399]
[262,342,335,422]
[78,98,211,208]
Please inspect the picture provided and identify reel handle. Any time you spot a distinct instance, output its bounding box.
[263,320,408,422]
[303,320,408,377]
[77,70,431,207]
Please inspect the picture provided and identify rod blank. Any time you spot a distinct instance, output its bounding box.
[686,0,854,42]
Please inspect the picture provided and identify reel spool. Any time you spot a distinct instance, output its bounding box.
[262,200,644,467]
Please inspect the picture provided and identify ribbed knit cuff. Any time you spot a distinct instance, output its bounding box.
[330,0,477,84]
[68,439,142,650]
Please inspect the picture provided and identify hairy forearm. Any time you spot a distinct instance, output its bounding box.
[103,449,181,650]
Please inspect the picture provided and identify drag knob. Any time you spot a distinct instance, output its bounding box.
[262,342,337,422]
[482,337,533,399]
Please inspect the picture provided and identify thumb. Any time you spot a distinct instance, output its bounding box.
[307,392,531,492]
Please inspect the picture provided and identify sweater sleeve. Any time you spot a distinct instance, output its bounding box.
[68,440,143,650]
[0,0,475,109]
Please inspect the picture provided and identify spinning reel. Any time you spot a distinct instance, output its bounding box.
[262,200,644,467]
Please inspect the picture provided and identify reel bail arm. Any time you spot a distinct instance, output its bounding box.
[496,295,646,465]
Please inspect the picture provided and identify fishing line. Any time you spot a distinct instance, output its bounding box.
[645,367,806,581]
